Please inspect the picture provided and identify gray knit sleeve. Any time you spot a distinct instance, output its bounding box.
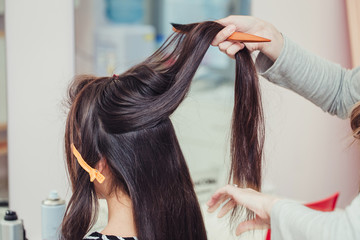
[255,35,360,119]
[270,194,360,240]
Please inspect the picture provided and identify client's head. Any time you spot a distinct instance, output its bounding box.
[61,20,265,240]
[61,21,227,240]
[62,71,207,240]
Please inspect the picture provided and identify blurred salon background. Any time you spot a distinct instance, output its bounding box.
[1,0,359,239]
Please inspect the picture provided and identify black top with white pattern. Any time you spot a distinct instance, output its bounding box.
[83,231,137,240]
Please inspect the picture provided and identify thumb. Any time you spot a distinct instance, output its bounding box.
[235,218,270,236]
[211,24,236,46]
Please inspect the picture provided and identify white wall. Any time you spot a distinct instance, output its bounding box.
[0,33,6,124]
[252,0,360,207]
[0,0,3,15]
[5,0,74,238]
[0,0,5,124]
[75,0,95,74]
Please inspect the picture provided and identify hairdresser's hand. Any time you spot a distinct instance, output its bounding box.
[212,15,284,61]
[207,185,280,236]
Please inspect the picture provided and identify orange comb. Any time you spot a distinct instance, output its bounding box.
[172,26,270,43]
[227,31,271,42]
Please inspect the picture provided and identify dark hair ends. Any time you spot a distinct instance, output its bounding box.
[231,48,264,190]
[62,21,264,240]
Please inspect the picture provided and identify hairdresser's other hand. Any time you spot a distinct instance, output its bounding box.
[212,15,284,61]
[207,185,280,236]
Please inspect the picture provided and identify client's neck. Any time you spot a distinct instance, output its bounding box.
[101,192,137,237]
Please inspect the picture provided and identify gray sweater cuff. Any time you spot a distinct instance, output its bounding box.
[255,34,298,89]
[270,196,360,240]
[254,35,360,119]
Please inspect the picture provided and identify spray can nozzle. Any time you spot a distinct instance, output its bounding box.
[48,190,60,201]
[4,210,18,221]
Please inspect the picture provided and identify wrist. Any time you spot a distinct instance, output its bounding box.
[261,27,284,62]
[264,196,280,218]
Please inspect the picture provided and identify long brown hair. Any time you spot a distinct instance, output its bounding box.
[351,101,360,139]
[230,46,264,190]
[62,21,264,240]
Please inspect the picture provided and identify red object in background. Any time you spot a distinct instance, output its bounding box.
[265,192,339,240]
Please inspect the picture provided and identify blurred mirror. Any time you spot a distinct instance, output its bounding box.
[0,0,8,207]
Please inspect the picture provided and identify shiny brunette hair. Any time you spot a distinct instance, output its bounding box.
[61,21,264,240]
[351,101,360,139]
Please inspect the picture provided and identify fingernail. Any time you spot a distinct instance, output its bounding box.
[228,25,236,34]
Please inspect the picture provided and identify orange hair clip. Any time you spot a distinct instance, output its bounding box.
[71,144,105,184]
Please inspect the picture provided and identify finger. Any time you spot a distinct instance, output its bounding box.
[206,185,239,212]
[207,194,229,213]
[211,25,236,46]
[215,17,227,25]
[207,184,240,208]
[217,199,236,218]
[218,41,233,53]
[226,42,245,58]
[235,219,270,236]
[207,189,225,207]
[216,16,234,26]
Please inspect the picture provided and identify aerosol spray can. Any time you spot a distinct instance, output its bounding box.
[0,201,8,240]
[41,190,66,240]
[0,210,24,240]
